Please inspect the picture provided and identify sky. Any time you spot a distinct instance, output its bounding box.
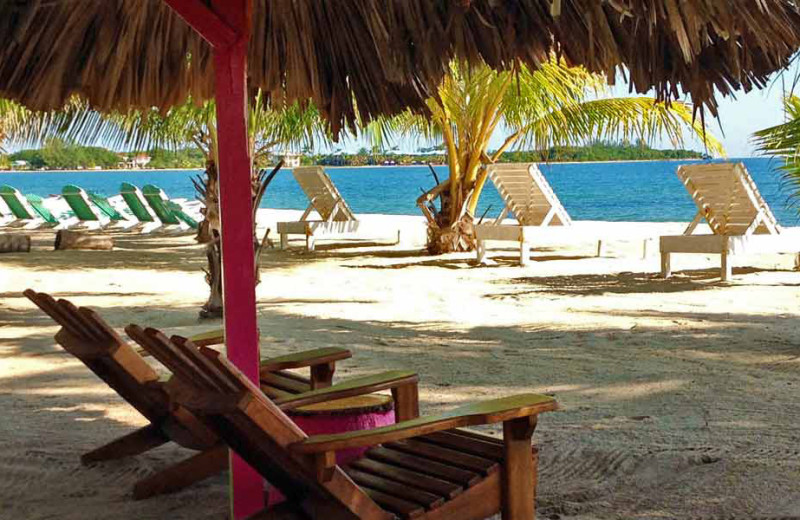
[331,64,799,159]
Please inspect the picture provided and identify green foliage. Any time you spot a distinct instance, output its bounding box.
[11,138,120,169]
[0,153,9,170]
[145,148,205,169]
[753,95,800,210]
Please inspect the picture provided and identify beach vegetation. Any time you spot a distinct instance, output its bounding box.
[754,95,800,212]
[369,59,724,253]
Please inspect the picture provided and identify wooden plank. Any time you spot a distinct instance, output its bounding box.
[365,447,482,487]
[418,431,504,461]
[501,417,537,520]
[384,439,499,475]
[359,486,425,519]
[344,468,445,509]
[261,372,311,394]
[348,458,463,499]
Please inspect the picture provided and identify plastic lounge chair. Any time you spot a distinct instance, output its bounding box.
[141,184,198,229]
[62,185,127,227]
[0,185,58,227]
[660,162,800,281]
[24,289,419,500]
[277,166,363,251]
[120,182,157,223]
[134,328,558,520]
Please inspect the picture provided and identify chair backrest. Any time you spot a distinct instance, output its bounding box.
[120,183,156,222]
[293,166,356,222]
[25,194,58,224]
[487,163,572,227]
[141,185,182,225]
[0,185,35,219]
[677,162,780,236]
[62,185,102,222]
[23,289,167,423]
[129,327,371,515]
[87,192,126,221]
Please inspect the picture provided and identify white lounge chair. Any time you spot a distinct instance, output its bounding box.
[475,163,584,266]
[660,162,800,281]
[276,166,363,251]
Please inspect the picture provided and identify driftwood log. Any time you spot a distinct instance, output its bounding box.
[54,230,113,251]
[0,234,31,253]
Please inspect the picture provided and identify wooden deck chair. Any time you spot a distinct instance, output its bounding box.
[141,184,199,230]
[25,289,419,500]
[660,162,798,281]
[135,329,557,520]
[277,166,362,251]
[474,163,579,266]
[62,185,128,228]
[0,185,59,227]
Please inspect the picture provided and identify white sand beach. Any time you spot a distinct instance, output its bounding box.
[2,210,800,519]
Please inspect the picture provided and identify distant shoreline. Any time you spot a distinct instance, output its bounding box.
[0,156,764,174]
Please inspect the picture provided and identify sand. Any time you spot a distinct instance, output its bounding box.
[1,210,800,519]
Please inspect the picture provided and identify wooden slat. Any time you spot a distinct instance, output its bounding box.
[344,468,445,509]
[384,440,499,475]
[261,372,311,394]
[418,431,504,461]
[348,458,463,500]
[365,447,481,487]
[359,485,426,519]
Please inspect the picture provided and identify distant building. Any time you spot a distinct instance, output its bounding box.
[12,160,28,169]
[119,153,152,169]
[281,152,302,168]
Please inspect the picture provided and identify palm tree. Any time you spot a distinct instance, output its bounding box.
[754,95,800,210]
[370,59,724,253]
[39,94,325,317]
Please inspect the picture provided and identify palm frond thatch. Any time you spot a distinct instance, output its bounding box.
[1,1,799,134]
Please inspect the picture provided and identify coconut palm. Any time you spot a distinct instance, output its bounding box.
[754,95,800,211]
[370,59,724,253]
[35,93,325,317]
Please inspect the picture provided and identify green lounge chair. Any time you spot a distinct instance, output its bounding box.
[120,183,157,223]
[141,184,198,229]
[0,185,58,227]
[62,185,127,227]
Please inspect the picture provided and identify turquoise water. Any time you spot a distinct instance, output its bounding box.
[0,158,796,224]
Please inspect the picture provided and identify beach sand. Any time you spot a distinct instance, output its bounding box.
[1,210,799,519]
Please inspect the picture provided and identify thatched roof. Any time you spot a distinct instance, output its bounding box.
[1,1,800,133]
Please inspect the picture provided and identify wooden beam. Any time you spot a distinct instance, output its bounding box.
[162,0,239,48]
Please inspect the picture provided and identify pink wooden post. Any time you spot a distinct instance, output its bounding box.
[161,1,263,518]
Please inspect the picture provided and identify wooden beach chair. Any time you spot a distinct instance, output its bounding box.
[62,185,128,228]
[277,166,363,251]
[141,184,199,230]
[134,328,558,520]
[24,289,419,499]
[0,185,59,228]
[660,162,800,281]
[474,163,575,266]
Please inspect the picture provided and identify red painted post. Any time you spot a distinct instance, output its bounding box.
[160,1,262,518]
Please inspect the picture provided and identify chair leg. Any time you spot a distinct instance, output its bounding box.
[596,240,605,257]
[280,232,288,250]
[132,444,228,500]
[81,424,168,465]
[391,383,420,422]
[721,252,731,282]
[310,362,335,390]
[306,234,315,252]
[476,240,487,264]
[502,416,538,520]
[519,242,530,266]
[660,252,671,278]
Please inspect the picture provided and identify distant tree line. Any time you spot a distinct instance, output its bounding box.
[0,138,703,171]
[2,138,206,170]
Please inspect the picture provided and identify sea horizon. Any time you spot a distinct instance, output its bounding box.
[1,157,795,225]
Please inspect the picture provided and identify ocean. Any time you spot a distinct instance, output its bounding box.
[0,158,796,224]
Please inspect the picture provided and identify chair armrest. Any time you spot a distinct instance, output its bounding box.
[274,370,418,411]
[188,328,225,347]
[259,347,351,372]
[290,393,557,454]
